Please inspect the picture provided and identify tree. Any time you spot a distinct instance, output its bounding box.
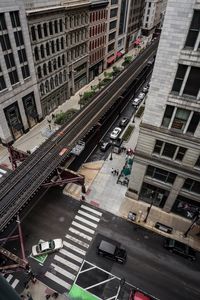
[122,55,133,67]
[112,66,121,77]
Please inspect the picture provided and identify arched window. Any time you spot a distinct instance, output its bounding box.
[40,44,45,58]
[59,72,63,84]
[89,42,91,51]
[34,47,39,61]
[56,39,60,51]
[55,74,58,87]
[31,26,36,41]
[62,54,65,65]
[45,80,49,93]
[37,66,42,79]
[49,21,53,35]
[37,24,42,39]
[63,70,67,81]
[54,20,58,33]
[50,77,54,90]
[59,19,63,32]
[46,42,50,56]
[58,56,61,68]
[53,58,57,70]
[43,23,48,37]
[81,14,84,24]
[43,63,47,76]
[51,41,55,53]
[40,83,45,95]
[48,61,52,73]
[90,13,92,23]
[60,37,64,49]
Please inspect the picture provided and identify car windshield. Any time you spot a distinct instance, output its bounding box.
[38,240,55,252]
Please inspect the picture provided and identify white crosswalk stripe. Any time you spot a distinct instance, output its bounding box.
[65,234,89,248]
[72,221,95,234]
[75,215,97,228]
[54,255,79,271]
[6,274,13,282]
[11,279,19,288]
[69,227,92,241]
[81,205,102,216]
[63,240,86,256]
[45,272,71,290]
[51,263,75,280]
[78,210,100,222]
[59,248,83,263]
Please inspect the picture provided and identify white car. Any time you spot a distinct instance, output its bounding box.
[142,86,149,93]
[138,92,145,100]
[132,98,141,107]
[32,239,63,257]
[110,127,122,139]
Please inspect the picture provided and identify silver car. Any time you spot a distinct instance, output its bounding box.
[110,127,122,139]
[32,239,63,257]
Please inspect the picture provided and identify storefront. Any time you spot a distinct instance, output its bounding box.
[139,182,169,208]
[23,92,38,128]
[4,103,24,140]
[172,195,200,220]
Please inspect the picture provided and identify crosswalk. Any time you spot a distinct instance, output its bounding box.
[45,203,102,292]
[1,273,19,289]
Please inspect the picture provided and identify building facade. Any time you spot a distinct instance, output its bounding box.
[127,0,200,237]
[89,0,108,81]
[142,0,167,36]
[0,0,41,144]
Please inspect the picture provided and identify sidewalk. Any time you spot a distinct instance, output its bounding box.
[0,36,149,168]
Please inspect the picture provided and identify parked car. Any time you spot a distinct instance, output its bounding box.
[142,86,149,93]
[138,92,145,100]
[32,239,63,257]
[132,98,141,107]
[163,238,196,261]
[100,141,111,152]
[97,240,127,264]
[119,117,129,127]
[133,291,151,300]
[110,127,122,139]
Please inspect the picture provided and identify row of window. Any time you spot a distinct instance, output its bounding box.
[89,24,106,37]
[67,14,88,29]
[31,20,63,42]
[34,38,64,62]
[90,48,104,65]
[162,105,200,135]
[66,29,87,47]
[172,64,200,98]
[146,165,200,195]
[66,44,87,63]
[0,11,21,31]
[89,37,106,51]
[37,55,65,79]
[153,140,186,162]
[89,10,107,23]
[40,70,67,96]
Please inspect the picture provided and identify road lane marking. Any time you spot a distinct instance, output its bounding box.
[75,216,97,228]
[69,227,92,241]
[54,255,79,272]
[11,279,19,288]
[81,205,102,216]
[6,274,13,282]
[63,241,86,256]
[65,234,89,248]
[78,210,100,222]
[72,221,95,234]
[45,272,71,290]
[59,248,83,263]
[51,263,75,280]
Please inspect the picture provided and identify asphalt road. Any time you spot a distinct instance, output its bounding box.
[11,189,200,300]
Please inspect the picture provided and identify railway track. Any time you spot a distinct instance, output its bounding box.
[0,40,158,232]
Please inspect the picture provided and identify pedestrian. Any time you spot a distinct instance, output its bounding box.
[46,295,51,300]
[52,292,59,298]
[111,168,114,174]
[116,169,119,176]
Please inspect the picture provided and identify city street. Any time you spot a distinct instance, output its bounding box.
[8,189,200,300]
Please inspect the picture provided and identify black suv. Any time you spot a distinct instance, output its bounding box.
[97,240,127,264]
[164,238,196,261]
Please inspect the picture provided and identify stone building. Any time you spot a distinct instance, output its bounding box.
[27,0,89,117]
[127,0,200,237]
[89,0,108,81]
[0,0,41,144]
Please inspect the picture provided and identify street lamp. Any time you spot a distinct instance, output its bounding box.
[144,196,154,223]
[184,210,200,238]
[110,142,113,160]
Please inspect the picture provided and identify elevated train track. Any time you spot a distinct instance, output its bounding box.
[0,40,158,232]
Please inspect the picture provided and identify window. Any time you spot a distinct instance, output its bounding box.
[37,66,42,79]
[171,108,190,131]
[175,147,186,161]
[183,178,200,194]
[195,156,200,167]
[185,10,200,49]
[18,49,27,63]
[56,39,60,51]
[186,112,200,134]
[49,22,53,35]
[0,34,11,51]
[46,43,50,56]
[0,13,7,30]
[21,65,30,79]
[162,105,174,128]
[153,140,163,154]
[37,24,42,39]
[54,20,58,34]
[31,26,36,41]
[183,66,200,97]
[51,41,55,53]
[59,19,63,32]
[40,45,45,58]
[108,42,115,52]
[8,69,19,85]
[14,31,24,47]
[140,182,168,208]
[172,196,200,220]
[0,75,6,91]
[43,23,48,37]
[10,11,20,28]
[111,0,118,4]
[110,8,118,18]
[34,47,39,61]
[162,143,177,158]
[146,166,176,184]
[4,53,15,69]
[172,64,187,93]
[109,32,116,42]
